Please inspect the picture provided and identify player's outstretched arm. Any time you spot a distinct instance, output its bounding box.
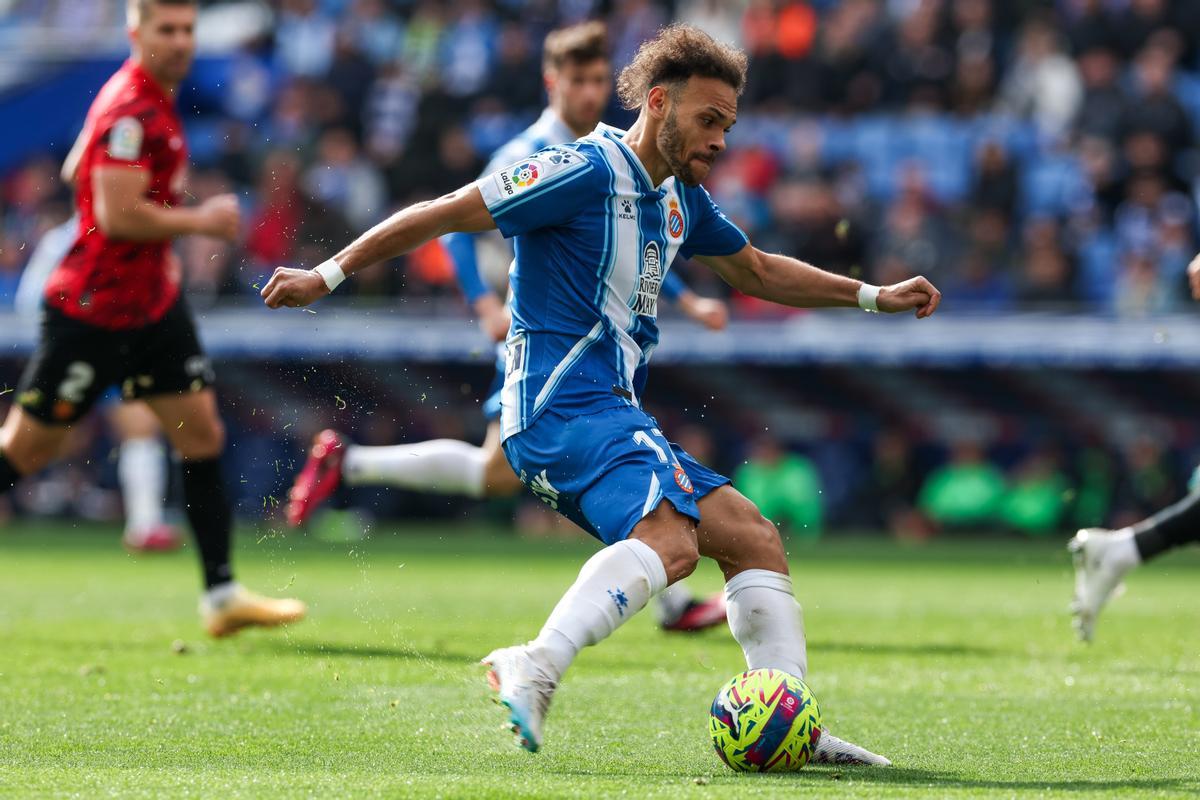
[698,245,941,318]
[261,185,496,309]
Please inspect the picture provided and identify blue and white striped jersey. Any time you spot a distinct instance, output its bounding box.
[445,109,574,303]
[477,123,749,440]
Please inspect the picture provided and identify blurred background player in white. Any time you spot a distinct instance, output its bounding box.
[285,21,730,633]
[17,222,179,553]
[1070,253,1200,642]
[261,25,940,764]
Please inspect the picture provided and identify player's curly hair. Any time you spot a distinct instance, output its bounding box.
[616,24,747,110]
[542,21,610,71]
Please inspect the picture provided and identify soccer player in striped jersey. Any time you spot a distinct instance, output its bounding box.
[1070,254,1200,641]
[285,22,730,632]
[263,25,940,764]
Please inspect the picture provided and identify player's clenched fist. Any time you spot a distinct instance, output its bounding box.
[261,266,329,308]
[877,275,941,319]
[197,193,240,240]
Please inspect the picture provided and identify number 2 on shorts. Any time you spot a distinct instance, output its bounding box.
[57,361,95,403]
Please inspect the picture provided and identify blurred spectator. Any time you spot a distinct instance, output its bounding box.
[275,0,337,78]
[734,436,824,538]
[243,151,353,275]
[343,0,405,67]
[304,128,387,230]
[1000,448,1070,535]
[997,17,1082,139]
[1016,218,1077,308]
[439,0,499,98]
[917,440,1006,529]
[1072,45,1127,143]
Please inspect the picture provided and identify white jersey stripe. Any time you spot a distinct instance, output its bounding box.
[531,320,606,417]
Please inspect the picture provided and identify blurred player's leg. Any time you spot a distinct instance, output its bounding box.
[146,389,305,637]
[0,407,72,492]
[106,398,180,552]
[1070,488,1200,641]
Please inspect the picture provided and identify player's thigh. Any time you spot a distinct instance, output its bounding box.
[482,421,523,497]
[105,398,160,440]
[127,301,222,458]
[695,484,789,579]
[6,312,120,469]
[143,389,224,458]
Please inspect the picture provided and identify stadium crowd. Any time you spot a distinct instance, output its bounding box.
[3,0,1200,314]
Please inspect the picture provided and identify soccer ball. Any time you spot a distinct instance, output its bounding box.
[709,668,822,772]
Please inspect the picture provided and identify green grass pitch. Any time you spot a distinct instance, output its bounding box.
[1,523,1197,798]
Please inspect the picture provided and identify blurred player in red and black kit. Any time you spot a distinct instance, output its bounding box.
[0,0,304,637]
[1070,255,1200,642]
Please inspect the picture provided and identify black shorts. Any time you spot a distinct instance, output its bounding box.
[16,299,215,425]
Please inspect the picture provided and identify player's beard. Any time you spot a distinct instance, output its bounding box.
[658,109,709,187]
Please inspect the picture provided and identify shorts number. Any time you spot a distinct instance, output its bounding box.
[57,361,95,403]
[633,429,669,463]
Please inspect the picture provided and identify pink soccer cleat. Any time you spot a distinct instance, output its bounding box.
[285,429,346,527]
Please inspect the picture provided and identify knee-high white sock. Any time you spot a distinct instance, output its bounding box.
[118,436,166,534]
[725,569,808,680]
[655,580,694,625]
[341,440,487,499]
[528,538,668,681]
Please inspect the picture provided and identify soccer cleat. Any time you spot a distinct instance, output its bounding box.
[661,592,727,632]
[811,729,892,766]
[122,524,183,553]
[285,429,346,527]
[1069,528,1132,642]
[201,585,307,638]
[481,645,557,753]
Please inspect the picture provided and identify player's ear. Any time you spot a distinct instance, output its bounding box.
[646,85,668,119]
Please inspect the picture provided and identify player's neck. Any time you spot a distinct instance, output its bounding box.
[548,106,590,139]
[131,55,180,98]
[622,118,670,187]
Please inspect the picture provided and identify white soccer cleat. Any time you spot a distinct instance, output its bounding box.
[812,729,892,766]
[482,645,557,753]
[1069,528,1133,642]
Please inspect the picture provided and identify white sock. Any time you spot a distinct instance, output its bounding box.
[655,580,694,625]
[1109,528,1142,571]
[118,436,166,535]
[528,538,668,681]
[725,569,808,680]
[201,580,240,611]
[341,440,487,498]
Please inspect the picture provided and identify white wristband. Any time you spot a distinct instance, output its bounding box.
[314,258,346,292]
[857,282,880,312]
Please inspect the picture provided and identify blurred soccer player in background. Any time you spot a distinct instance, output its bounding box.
[1070,254,1200,642]
[0,0,304,637]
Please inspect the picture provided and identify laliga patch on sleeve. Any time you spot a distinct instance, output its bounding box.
[493,158,543,199]
[107,116,144,161]
[489,149,582,200]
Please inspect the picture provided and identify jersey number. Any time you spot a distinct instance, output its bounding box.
[57,361,95,403]
[633,429,669,463]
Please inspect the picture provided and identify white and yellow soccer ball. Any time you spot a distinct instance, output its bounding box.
[709,668,822,772]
